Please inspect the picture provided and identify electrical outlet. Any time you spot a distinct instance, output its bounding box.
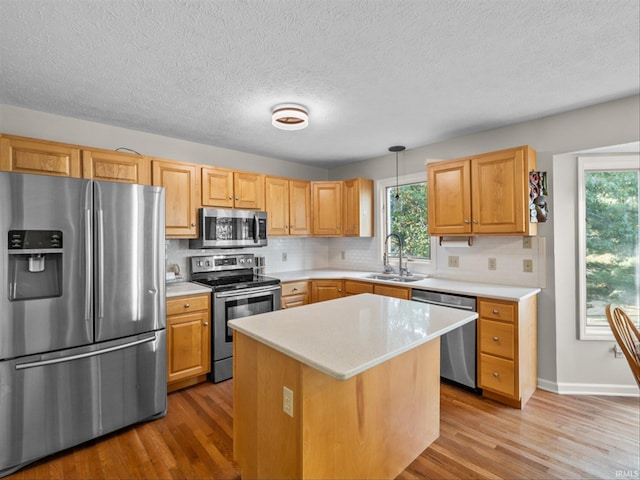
[282,252,287,262]
[448,256,459,268]
[523,237,532,249]
[341,251,346,260]
[523,259,533,273]
[283,386,294,417]
[488,258,497,270]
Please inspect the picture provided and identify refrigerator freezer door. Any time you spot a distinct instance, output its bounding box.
[0,173,93,360]
[93,181,165,342]
[0,330,167,477]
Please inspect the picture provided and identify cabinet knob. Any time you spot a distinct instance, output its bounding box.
[473,219,478,224]
[191,223,196,227]
[203,322,209,326]
[493,309,499,314]
[235,196,239,201]
[228,196,233,200]
[492,336,499,342]
[353,224,356,228]
[464,219,470,224]
[282,305,287,309]
[184,303,190,308]
[493,372,500,378]
[338,289,342,292]
[337,225,341,229]
[292,287,298,291]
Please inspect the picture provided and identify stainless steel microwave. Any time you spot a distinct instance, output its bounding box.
[189,208,268,249]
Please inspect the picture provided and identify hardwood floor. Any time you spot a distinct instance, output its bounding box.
[6,381,639,480]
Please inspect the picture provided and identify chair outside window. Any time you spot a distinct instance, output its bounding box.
[606,304,640,387]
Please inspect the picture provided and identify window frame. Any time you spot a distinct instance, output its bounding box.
[377,171,433,270]
[577,154,640,340]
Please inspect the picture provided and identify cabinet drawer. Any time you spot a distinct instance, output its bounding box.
[480,319,515,359]
[281,281,309,296]
[167,294,210,315]
[479,299,515,323]
[282,293,309,309]
[344,280,374,295]
[480,354,515,397]
[373,284,411,300]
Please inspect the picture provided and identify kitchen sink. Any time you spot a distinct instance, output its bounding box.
[365,274,427,283]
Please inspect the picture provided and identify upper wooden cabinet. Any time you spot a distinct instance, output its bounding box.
[427,146,537,236]
[152,158,200,238]
[312,178,373,237]
[265,176,311,236]
[343,178,374,236]
[0,134,81,178]
[82,149,150,185]
[202,166,264,210]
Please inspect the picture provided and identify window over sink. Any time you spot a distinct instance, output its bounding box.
[378,172,430,265]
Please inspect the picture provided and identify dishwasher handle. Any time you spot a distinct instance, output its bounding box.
[411,296,476,311]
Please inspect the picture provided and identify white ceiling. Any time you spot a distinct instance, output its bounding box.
[1,1,638,168]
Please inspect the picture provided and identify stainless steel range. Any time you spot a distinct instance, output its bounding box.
[190,253,281,383]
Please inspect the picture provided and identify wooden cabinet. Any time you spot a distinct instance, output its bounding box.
[82,149,150,184]
[343,280,410,299]
[478,295,537,408]
[343,178,374,236]
[166,293,211,392]
[202,166,264,210]
[312,178,373,237]
[281,281,310,309]
[0,134,81,177]
[428,146,537,236]
[311,279,343,303]
[265,176,311,236]
[152,158,200,238]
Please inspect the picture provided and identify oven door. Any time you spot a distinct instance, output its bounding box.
[212,284,281,362]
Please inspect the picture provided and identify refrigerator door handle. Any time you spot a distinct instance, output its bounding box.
[85,208,92,322]
[15,334,157,370]
[96,208,105,320]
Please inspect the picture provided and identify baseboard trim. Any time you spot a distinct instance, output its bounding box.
[537,378,639,396]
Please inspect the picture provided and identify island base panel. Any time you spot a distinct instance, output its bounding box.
[233,332,441,479]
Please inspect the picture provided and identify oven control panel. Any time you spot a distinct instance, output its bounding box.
[190,253,254,274]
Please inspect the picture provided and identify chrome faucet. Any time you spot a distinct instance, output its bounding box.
[383,233,408,276]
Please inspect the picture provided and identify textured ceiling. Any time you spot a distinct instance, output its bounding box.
[1,0,638,168]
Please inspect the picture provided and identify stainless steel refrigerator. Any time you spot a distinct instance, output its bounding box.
[0,172,166,477]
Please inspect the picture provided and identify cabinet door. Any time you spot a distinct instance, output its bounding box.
[152,159,199,237]
[265,176,289,235]
[312,182,342,236]
[427,159,471,235]
[167,310,210,383]
[202,166,234,207]
[289,180,311,236]
[0,135,81,178]
[311,280,343,303]
[471,148,526,233]
[234,172,264,210]
[343,178,373,237]
[82,149,150,185]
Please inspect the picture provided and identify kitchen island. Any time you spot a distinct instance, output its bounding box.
[229,293,477,480]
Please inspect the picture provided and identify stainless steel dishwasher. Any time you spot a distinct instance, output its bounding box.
[411,289,479,392]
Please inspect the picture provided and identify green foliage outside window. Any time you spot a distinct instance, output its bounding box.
[585,170,640,326]
[387,182,430,260]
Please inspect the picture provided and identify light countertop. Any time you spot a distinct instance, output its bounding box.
[166,281,211,298]
[272,269,540,301]
[229,293,477,380]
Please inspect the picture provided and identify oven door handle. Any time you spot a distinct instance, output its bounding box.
[215,284,281,299]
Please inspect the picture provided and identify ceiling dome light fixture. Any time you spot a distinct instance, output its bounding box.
[272,103,309,131]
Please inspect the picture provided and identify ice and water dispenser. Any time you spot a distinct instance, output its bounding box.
[8,230,63,300]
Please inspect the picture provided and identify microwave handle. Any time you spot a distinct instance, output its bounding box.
[253,214,258,243]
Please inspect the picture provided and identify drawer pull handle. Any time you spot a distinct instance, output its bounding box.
[493,372,500,378]
[492,336,499,342]
[292,287,298,291]
[184,303,190,308]
[203,322,208,326]
[493,309,499,314]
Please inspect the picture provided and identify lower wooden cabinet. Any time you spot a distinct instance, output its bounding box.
[281,281,310,309]
[166,293,211,392]
[477,296,537,408]
[343,280,411,300]
[344,280,374,296]
[311,280,343,303]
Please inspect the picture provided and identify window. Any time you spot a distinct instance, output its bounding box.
[379,172,430,264]
[578,155,640,340]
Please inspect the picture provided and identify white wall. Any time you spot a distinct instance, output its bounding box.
[328,94,640,393]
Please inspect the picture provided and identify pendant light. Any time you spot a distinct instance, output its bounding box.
[389,146,405,200]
